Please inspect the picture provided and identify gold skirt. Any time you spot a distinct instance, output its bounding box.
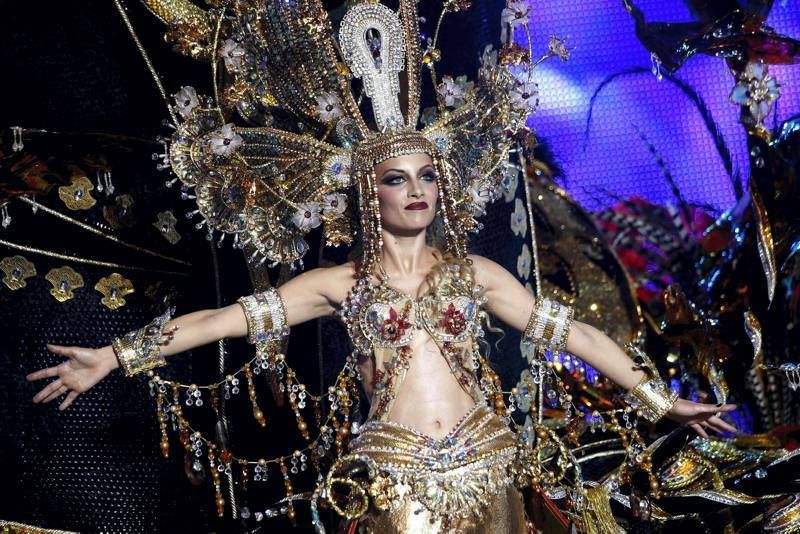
[347,404,527,534]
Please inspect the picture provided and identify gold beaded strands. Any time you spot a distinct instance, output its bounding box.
[372,170,384,262]
[364,168,384,278]
[432,154,467,258]
[208,444,225,517]
[244,365,267,427]
[155,384,170,458]
[286,369,311,440]
[239,460,249,493]
[355,174,380,278]
[279,459,297,526]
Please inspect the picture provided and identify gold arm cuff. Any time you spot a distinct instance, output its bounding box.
[522,296,574,353]
[237,287,289,344]
[626,374,678,423]
[112,308,173,377]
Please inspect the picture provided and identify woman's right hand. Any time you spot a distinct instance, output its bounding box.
[27,344,120,411]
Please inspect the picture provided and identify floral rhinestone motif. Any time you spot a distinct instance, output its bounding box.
[380,307,412,343]
[510,198,528,237]
[173,86,200,118]
[730,61,781,127]
[321,193,347,217]
[324,155,352,187]
[292,202,322,231]
[500,0,532,43]
[208,124,243,156]
[219,39,246,71]
[440,303,467,336]
[510,79,540,112]
[437,75,473,108]
[315,93,344,123]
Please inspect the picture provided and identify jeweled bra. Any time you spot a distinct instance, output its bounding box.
[339,261,488,420]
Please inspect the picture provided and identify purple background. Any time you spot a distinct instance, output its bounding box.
[528,0,800,212]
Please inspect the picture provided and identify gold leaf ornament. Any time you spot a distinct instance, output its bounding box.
[0,255,36,290]
[94,273,135,310]
[45,266,85,302]
[58,175,97,211]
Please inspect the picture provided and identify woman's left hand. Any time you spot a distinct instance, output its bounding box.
[667,399,738,437]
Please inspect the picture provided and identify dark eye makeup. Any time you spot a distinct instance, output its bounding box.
[380,168,437,185]
[381,174,406,185]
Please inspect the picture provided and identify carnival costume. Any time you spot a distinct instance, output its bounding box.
[89,0,704,531]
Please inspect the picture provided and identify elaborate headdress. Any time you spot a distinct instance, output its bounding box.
[148,0,560,274]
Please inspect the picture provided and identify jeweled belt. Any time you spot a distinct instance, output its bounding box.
[348,405,517,523]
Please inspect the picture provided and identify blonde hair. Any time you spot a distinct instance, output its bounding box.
[422,251,475,297]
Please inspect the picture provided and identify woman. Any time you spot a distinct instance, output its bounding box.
[27,147,737,532]
[27,0,740,530]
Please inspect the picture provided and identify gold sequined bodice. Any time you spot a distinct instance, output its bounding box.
[340,262,487,420]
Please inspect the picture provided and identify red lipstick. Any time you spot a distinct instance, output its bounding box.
[405,202,429,210]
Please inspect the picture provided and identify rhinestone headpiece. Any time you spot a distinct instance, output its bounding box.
[145,0,559,270]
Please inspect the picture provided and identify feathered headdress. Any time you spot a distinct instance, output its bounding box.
[145,0,565,273]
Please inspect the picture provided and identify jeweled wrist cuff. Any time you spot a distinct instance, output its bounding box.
[237,287,289,344]
[522,296,574,352]
[112,307,174,377]
[625,374,678,423]
[622,343,678,423]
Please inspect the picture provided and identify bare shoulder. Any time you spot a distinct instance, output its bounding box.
[467,254,504,277]
[466,254,517,292]
[298,261,357,305]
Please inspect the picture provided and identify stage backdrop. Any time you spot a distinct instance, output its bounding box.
[529,0,800,213]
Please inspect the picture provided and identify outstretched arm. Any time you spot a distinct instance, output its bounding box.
[470,255,737,437]
[27,263,354,410]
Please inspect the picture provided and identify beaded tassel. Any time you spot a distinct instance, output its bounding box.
[239,460,249,492]
[156,386,170,458]
[245,365,266,427]
[279,459,297,526]
[286,370,310,440]
[335,383,352,456]
[208,445,225,517]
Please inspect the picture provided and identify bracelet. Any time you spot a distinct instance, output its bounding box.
[623,344,678,423]
[237,287,289,344]
[112,307,174,377]
[626,374,678,423]
[522,296,574,352]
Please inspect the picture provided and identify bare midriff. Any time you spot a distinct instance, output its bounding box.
[381,328,476,439]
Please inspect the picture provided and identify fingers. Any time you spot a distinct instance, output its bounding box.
[28,345,80,382]
[710,403,737,412]
[59,391,80,411]
[26,366,60,382]
[41,384,68,404]
[46,344,78,358]
[706,416,738,435]
[690,423,709,438]
[33,379,63,403]
[693,403,737,418]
